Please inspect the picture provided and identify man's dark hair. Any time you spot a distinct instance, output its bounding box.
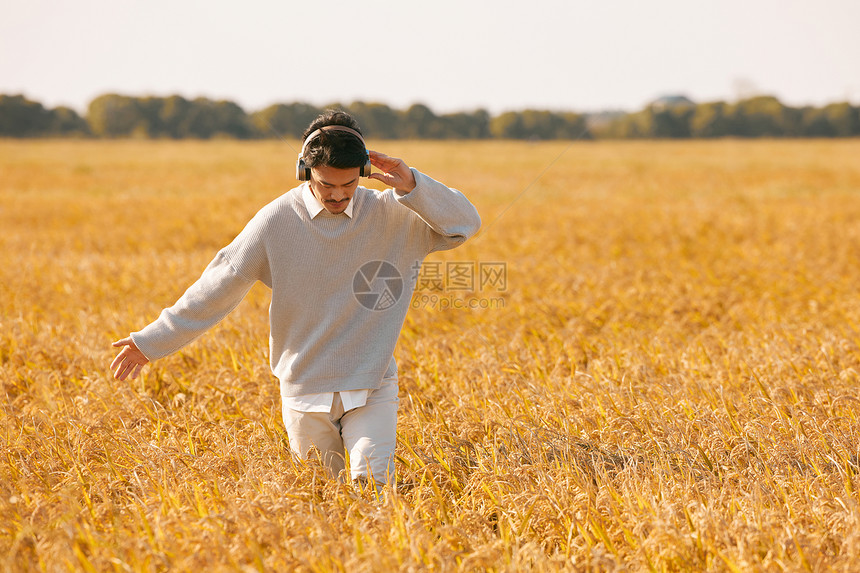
[301,110,367,170]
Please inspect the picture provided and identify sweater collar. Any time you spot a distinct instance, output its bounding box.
[302,183,354,219]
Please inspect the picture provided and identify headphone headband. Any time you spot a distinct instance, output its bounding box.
[300,125,367,155]
[296,125,371,181]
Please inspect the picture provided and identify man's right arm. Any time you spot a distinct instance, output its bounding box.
[111,249,257,381]
[128,251,257,362]
[111,203,275,379]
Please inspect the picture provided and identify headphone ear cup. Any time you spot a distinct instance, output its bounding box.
[361,157,372,177]
[296,158,309,181]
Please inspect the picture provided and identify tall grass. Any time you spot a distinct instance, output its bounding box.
[2,138,860,571]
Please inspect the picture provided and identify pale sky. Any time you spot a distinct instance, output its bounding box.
[2,0,858,115]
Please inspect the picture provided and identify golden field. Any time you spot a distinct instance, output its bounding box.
[2,138,860,571]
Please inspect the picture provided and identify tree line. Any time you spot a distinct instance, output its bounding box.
[595,96,860,138]
[1,93,858,140]
[0,94,589,141]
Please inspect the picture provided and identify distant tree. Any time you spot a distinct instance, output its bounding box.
[48,106,89,136]
[650,105,693,138]
[86,94,256,139]
[346,101,399,139]
[179,99,216,138]
[439,109,491,139]
[596,116,626,139]
[0,95,54,136]
[135,96,167,137]
[731,96,789,137]
[822,102,860,137]
[690,102,733,137]
[800,106,836,137]
[176,98,255,139]
[489,111,523,138]
[600,96,693,139]
[0,95,87,137]
[251,102,321,139]
[604,109,654,138]
[607,102,694,139]
[159,95,192,138]
[211,100,255,139]
[401,103,440,138]
[556,112,590,139]
[490,109,590,140]
[87,94,145,137]
[520,110,557,138]
[797,102,860,137]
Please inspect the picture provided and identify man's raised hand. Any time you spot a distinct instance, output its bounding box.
[367,150,416,194]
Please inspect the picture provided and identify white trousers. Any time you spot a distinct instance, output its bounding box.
[281,377,399,483]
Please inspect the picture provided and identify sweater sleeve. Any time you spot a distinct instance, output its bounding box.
[394,169,482,253]
[130,251,257,360]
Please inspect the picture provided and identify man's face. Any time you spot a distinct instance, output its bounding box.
[309,165,361,214]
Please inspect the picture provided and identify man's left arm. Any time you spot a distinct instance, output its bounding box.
[368,150,481,252]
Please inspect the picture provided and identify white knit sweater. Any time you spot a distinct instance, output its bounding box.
[131,169,481,397]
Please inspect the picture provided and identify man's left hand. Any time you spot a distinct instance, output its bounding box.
[110,337,149,380]
[367,150,416,194]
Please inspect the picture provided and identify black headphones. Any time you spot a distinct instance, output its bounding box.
[295,125,372,181]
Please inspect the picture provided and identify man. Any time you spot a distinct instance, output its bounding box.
[110,110,481,486]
